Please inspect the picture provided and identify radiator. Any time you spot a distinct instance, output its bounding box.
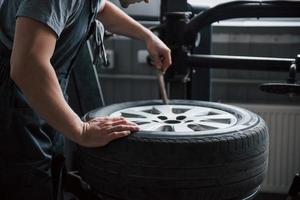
[235,104,300,193]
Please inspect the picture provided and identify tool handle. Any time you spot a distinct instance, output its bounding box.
[157,70,169,105]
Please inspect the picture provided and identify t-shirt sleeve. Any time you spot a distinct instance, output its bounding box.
[98,0,106,12]
[16,0,79,37]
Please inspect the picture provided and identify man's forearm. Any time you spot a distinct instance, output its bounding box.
[11,58,83,142]
[98,1,152,41]
[10,17,84,142]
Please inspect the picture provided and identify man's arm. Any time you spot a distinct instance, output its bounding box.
[98,1,172,72]
[10,17,139,147]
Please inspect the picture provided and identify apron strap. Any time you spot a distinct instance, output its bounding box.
[0,41,11,84]
[64,0,102,83]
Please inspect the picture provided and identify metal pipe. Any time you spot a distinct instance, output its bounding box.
[187,54,297,72]
[185,1,300,45]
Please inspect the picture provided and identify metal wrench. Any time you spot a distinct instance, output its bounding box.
[157,70,169,105]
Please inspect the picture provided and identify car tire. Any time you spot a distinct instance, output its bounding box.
[77,100,269,200]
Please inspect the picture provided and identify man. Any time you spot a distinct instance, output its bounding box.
[0,0,171,199]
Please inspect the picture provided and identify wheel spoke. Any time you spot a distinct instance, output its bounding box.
[125,118,153,123]
[121,110,156,120]
[138,122,164,131]
[191,114,236,122]
[173,124,194,132]
[183,107,211,118]
[153,105,176,118]
[125,117,149,121]
[197,121,230,129]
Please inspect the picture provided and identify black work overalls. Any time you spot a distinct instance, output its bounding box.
[0,0,101,199]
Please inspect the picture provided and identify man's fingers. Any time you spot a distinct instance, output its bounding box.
[150,47,172,73]
[108,131,131,141]
[95,116,124,124]
[110,119,137,127]
[150,54,163,70]
[162,51,172,73]
[92,117,138,129]
[107,117,125,121]
[107,124,139,133]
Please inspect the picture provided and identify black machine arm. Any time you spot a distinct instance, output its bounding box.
[187,54,298,72]
[185,1,300,45]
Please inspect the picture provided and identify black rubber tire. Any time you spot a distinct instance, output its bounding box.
[77,100,269,200]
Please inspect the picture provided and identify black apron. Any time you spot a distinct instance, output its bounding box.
[0,0,101,199]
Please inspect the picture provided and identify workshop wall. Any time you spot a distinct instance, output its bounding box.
[211,25,300,104]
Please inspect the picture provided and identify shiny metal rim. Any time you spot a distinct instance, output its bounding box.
[110,105,238,133]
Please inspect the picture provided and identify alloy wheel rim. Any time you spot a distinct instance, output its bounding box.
[110,105,238,133]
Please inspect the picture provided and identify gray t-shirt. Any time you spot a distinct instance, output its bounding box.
[0,0,105,163]
[0,0,105,77]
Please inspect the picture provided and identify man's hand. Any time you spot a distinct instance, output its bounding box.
[76,117,139,147]
[119,0,149,8]
[99,2,172,73]
[146,33,172,73]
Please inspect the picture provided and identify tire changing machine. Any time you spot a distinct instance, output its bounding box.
[159,0,300,199]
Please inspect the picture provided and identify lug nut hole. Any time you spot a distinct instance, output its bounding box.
[158,116,168,120]
[176,116,186,120]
